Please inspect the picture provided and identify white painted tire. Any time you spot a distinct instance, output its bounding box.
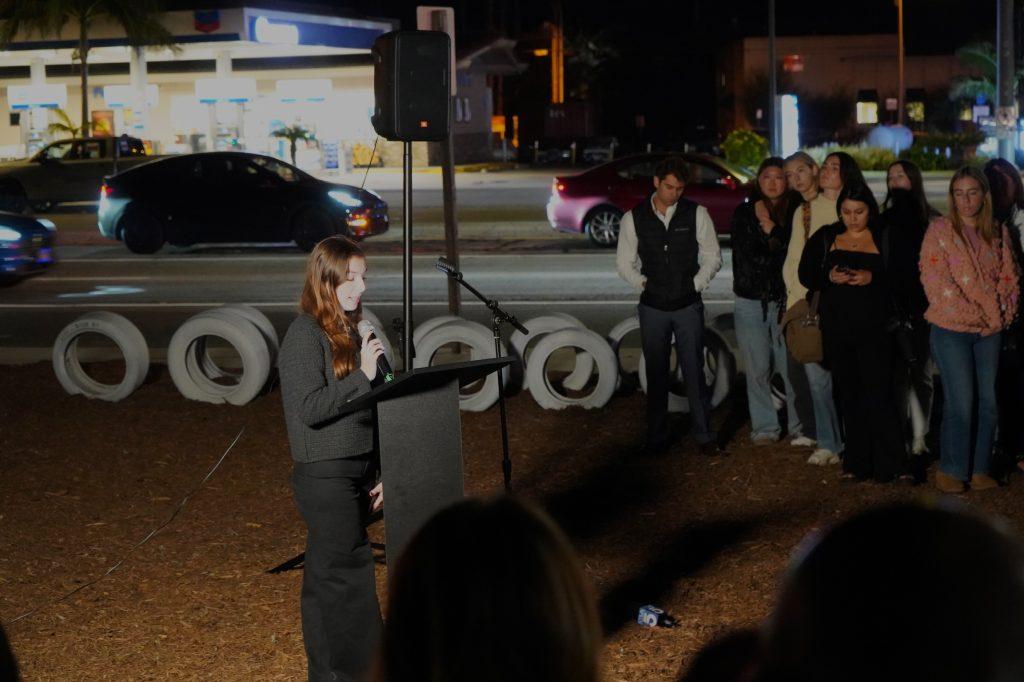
[361,306,396,369]
[607,315,642,390]
[638,331,735,413]
[510,315,595,392]
[526,328,618,410]
[194,305,279,381]
[168,311,271,405]
[413,319,509,412]
[52,311,149,402]
[413,315,462,349]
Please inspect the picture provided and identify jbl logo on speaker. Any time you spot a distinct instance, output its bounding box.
[371,30,451,142]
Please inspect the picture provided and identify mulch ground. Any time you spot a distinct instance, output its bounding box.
[3,362,1024,681]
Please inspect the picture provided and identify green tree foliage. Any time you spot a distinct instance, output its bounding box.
[721,129,768,169]
[0,0,176,136]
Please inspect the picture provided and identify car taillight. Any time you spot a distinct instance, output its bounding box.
[552,179,566,195]
[100,184,113,198]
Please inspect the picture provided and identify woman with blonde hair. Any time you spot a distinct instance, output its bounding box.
[920,167,1020,493]
[278,235,387,681]
[378,496,602,682]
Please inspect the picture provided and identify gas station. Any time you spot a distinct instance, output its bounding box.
[0,7,395,169]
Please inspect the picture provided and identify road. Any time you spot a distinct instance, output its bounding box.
[1,248,737,361]
[32,168,953,246]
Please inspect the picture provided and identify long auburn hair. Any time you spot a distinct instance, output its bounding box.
[948,166,997,245]
[300,236,364,379]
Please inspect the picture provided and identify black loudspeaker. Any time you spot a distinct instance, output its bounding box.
[371,30,451,142]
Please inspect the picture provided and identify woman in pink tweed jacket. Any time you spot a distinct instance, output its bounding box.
[920,166,1020,493]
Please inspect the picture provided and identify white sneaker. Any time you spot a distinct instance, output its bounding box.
[807,448,840,465]
[791,435,816,448]
[911,436,929,455]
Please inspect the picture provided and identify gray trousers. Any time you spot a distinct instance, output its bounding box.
[639,301,715,446]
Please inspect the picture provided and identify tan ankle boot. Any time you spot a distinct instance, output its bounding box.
[935,471,966,493]
[970,473,1000,491]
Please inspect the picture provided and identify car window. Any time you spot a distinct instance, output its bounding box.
[223,158,268,186]
[250,156,298,183]
[616,160,658,180]
[42,141,74,160]
[74,140,105,160]
[690,162,728,186]
[194,157,230,183]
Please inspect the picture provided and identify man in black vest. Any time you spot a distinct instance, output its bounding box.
[616,156,723,455]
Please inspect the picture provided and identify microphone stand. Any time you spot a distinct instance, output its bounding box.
[437,260,527,492]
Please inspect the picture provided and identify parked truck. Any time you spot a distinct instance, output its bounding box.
[0,135,157,212]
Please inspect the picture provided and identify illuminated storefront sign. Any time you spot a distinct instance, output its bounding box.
[7,84,67,110]
[253,16,299,45]
[195,78,257,103]
[103,84,159,108]
[276,79,332,102]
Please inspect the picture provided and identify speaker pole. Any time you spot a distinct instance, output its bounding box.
[402,140,413,372]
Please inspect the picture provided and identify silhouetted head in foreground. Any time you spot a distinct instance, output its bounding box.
[758,503,1024,682]
[378,496,602,682]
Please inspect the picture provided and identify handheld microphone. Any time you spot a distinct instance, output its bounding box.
[435,256,461,279]
[356,320,395,382]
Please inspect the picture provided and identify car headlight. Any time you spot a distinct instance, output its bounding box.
[0,226,21,242]
[37,218,56,231]
[328,189,363,208]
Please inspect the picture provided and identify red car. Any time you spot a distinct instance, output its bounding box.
[546,153,753,247]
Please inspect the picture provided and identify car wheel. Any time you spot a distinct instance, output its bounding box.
[292,205,338,252]
[119,206,164,254]
[0,182,28,213]
[585,207,622,247]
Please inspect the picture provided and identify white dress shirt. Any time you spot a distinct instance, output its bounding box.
[615,197,722,293]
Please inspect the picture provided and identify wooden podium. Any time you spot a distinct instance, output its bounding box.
[338,358,511,569]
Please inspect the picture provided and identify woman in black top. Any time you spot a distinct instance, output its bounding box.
[278,236,387,682]
[730,157,809,444]
[799,183,907,483]
[984,158,1024,472]
[881,160,938,457]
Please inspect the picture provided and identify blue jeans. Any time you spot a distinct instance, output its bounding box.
[804,361,843,454]
[734,297,803,439]
[930,325,1002,480]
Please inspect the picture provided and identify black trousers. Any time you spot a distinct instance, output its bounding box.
[825,327,906,481]
[292,456,382,682]
[638,300,714,446]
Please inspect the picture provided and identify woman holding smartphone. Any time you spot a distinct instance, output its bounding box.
[278,236,387,681]
[799,183,908,483]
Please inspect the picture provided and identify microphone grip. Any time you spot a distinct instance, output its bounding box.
[367,332,395,382]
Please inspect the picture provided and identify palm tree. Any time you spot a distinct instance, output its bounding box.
[272,125,313,165]
[46,107,83,138]
[0,0,176,136]
[949,41,1024,104]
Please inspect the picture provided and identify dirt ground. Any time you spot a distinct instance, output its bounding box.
[2,361,1024,681]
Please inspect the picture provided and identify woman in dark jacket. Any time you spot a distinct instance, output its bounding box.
[799,183,908,483]
[984,158,1024,473]
[731,157,806,444]
[881,160,937,457]
[278,236,387,682]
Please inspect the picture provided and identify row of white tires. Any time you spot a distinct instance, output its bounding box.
[53,305,281,405]
[411,314,734,413]
[52,309,735,413]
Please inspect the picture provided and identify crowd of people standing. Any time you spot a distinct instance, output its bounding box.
[731,152,1022,491]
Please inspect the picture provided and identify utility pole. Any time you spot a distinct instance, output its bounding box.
[896,0,905,126]
[551,0,564,104]
[768,0,780,155]
[997,0,1016,162]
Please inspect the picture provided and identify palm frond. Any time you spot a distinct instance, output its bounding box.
[954,42,997,82]
[949,77,996,103]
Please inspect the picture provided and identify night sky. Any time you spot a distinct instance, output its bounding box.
[345,0,1002,141]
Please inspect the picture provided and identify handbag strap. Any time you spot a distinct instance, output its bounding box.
[802,201,811,241]
[809,290,821,316]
